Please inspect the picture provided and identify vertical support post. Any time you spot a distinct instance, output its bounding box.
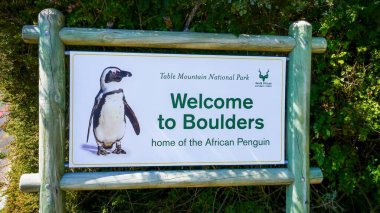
[286,21,312,212]
[38,9,65,212]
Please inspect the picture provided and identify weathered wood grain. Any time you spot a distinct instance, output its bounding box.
[22,25,327,53]
[19,167,323,192]
[38,8,66,213]
[60,168,294,191]
[286,21,313,213]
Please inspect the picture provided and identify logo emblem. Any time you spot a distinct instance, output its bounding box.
[255,69,272,88]
[258,69,269,82]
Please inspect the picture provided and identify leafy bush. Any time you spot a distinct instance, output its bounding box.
[0,1,40,212]
[0,0,379,212]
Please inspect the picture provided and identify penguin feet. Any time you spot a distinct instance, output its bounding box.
[97,146,110,155]
[112,144,126,154]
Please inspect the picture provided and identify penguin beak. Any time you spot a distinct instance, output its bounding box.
[121,70,132,77]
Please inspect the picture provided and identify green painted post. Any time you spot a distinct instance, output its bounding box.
[286,21,312,212]
[38,9,65,212]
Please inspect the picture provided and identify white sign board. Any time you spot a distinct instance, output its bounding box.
[69,51,286,167]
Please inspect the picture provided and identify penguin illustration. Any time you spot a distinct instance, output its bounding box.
[87,66,140,155]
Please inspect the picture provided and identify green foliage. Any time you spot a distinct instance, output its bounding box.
[0,0,379,212]
[309,1,380,211]
[0,1,41,211]
[0,152,6,159]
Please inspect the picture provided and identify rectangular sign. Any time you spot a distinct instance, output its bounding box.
[69,51,286,167]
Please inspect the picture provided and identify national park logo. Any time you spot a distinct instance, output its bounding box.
[255,69,272,87]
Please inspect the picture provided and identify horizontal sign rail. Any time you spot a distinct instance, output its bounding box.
[20,167,323,192]
[22,25,327,53]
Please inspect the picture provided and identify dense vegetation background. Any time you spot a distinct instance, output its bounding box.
[0,0,379,212]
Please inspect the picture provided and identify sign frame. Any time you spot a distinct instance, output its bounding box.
[19,8,327,213]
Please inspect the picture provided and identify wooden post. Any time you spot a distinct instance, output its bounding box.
[286,21,312,212]
[38,9,65,212]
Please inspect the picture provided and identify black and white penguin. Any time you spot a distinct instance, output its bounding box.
[87,66,140,155]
